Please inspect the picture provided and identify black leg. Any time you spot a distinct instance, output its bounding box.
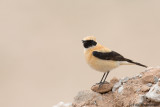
[102,71,110,83]
[99,73,106,83]
[99,71,110,88]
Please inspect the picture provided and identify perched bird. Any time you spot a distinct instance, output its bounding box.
[82,36,147,86]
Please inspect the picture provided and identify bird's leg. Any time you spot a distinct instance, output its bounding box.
[99,71,110,88]
[102,71,110,83]
[97,73,106,84]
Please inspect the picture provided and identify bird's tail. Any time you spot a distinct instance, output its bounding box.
[124,58,147,68]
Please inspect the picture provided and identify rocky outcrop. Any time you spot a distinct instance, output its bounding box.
[72,67,160,107]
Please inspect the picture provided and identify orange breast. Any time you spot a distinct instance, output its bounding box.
[84,48,119,72]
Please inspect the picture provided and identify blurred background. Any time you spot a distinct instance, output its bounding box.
[0,0,160,107]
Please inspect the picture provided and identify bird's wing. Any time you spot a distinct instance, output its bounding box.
[92,51,126,61]
[92,50,148,67]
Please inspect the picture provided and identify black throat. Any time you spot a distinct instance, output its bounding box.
[83,40,97,48]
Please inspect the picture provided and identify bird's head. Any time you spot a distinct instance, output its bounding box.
[82,36,97,49]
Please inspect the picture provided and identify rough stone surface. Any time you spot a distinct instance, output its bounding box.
[110,77,119,84]
[154,77,159,83]
[141,74,155,83]
[146,83,152,87]
[112,80,122,92]
[72,90,104,107]
[146,83,160,102]
[135,95,146,106]
[72,67,160,107]
[118,86,123,93]
[138,74,142,78]
[91,82,112,93]
[91,77,119,93]
[141,85,150,92]
[121,77,129,83]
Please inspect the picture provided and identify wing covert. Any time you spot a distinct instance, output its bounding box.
[92,51,126,61]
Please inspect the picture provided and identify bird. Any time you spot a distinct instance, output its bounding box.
[82,36,147,87]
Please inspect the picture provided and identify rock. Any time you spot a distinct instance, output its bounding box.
[131,76,137,80]
[136,88,141,93]
[72,67,160,107]
[141,74,155,84]
[73,90,103,107]
[112,80,122,92]
[146,83,160,102]
[138,74,142,78]
[141,85,150,92]
[110,77,119,84]
[118,86,123,93]
[146,83,152,87]
[154,77,159,83]
[74,90,101,103]
[121,77,129,83]
[135,95,146,106]
[91,82,113,93]
[91,77,119,93]
[141,67,160,84]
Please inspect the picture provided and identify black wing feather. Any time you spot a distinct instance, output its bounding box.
[92,51,147,68]
[92,51,126,61]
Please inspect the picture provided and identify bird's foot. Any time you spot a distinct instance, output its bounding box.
[96,81,108,85]
[98,82,104,89]
[96,81,109,89]
[96,82,102,85]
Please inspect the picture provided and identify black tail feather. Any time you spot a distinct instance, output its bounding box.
[125,58,147,68]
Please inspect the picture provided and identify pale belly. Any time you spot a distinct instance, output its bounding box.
[87,57,119,72]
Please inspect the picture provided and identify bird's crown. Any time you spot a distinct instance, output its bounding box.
[83,36,96,41]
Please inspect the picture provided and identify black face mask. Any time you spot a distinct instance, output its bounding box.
[82,40,97,48]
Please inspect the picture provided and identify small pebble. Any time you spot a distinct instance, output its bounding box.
[145,83,160,102]
[136,88,141,92]
[131,76,137,80]
[138,75,142,78]
[118,86,123,93]
[141,85,150,92]
[137,95,146,104]
[91,82,113,93]
[112,80,122,92]
[121,77,129,83]
[146,83,152,87]
[154,77,159,83]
